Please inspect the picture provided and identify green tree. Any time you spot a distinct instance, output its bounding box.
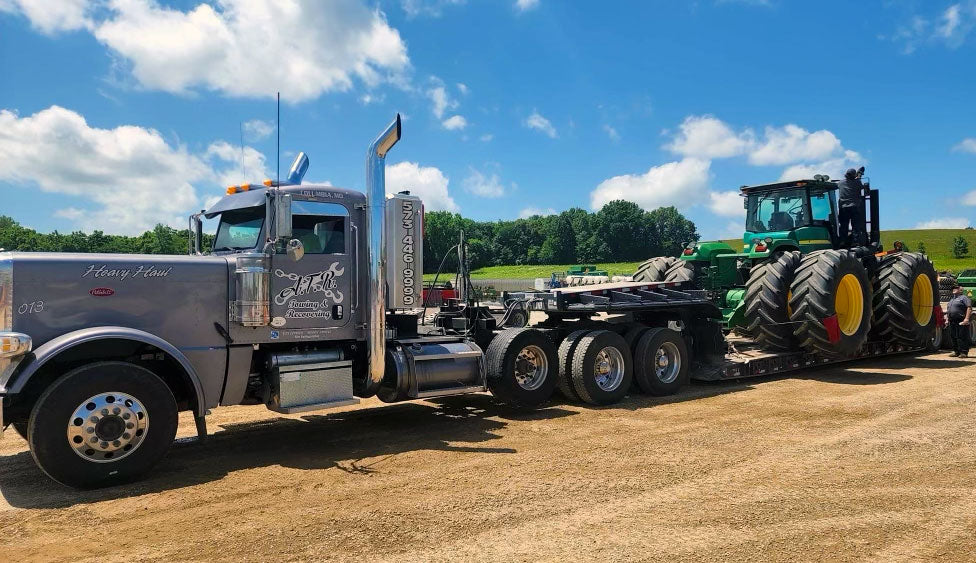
[953,236,970,259]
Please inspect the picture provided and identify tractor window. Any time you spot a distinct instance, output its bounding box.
[291,201,348,255]
[213,206,265,251]
[746,188,806,233]
[809,191,832,222]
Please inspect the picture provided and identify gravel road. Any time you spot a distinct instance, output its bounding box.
[2,352,974,562]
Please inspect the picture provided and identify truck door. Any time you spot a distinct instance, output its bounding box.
[269,200,352,330]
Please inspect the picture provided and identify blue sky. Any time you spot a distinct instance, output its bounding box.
[1,0,975,239]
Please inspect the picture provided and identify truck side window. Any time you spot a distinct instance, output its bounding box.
[291,201,348,255]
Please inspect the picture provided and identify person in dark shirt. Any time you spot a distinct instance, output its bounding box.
[947,283,973,357]
[837,167,866,246]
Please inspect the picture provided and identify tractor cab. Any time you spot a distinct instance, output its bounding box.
[741,176,880,255]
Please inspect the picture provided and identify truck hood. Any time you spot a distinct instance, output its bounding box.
[5,252,231,350]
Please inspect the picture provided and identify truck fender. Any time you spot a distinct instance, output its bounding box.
[6,326,208,417]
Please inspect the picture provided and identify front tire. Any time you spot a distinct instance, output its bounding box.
[742,251,801,351]
[28,362,178,489]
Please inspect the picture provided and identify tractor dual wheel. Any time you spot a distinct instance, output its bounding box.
[633,257,679,283]
[742,251,802,351]
[664,260,697,286]
[27,362,179,489]
[633,328,689,396]
[790,249,873,358]
[570,330,633,405]
[872,252,939,347]
[486,328,559,408]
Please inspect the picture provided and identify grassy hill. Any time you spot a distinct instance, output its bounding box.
[427,229,976,280]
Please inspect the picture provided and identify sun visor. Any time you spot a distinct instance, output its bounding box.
[204,188,268,218]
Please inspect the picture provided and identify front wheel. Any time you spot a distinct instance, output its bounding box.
[28,362,179,488]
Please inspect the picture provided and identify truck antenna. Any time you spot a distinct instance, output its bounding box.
[276,92,280,188]
[239,121,246,183]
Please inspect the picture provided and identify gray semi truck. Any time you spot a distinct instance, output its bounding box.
[0,116,725,488]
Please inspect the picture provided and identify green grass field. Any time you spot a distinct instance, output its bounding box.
[426,229,976,281]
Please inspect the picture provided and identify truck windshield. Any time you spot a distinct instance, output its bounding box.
[746,188,807,233]
[213,206,265,251]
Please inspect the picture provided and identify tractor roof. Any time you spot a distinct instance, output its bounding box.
[738,179,837,195]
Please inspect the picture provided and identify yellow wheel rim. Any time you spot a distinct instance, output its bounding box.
[911,274,934,326]
[835,273,864,336]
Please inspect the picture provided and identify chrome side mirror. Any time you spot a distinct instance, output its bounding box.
[286,238,304,261]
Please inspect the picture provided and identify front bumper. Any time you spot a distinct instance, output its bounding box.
[0,332,32,433]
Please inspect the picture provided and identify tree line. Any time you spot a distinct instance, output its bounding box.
[0,199,700,270]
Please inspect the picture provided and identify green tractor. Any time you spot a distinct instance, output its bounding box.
[635,174,940,357]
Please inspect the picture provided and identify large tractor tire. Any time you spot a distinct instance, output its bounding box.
[742,250,802,351]
[789,249,872,358]
[663,260,697,286]
[872,252,939,347]
[633,257,679,282]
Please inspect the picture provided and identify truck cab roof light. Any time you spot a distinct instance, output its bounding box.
[226,185,238,194]
[263,179,273,187]
[240,184,250,191]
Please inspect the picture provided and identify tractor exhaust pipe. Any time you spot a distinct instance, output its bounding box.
[364,114,401,395]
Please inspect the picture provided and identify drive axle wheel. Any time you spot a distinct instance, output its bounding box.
[633,257,679,283]
[790,250,872,358]
[28,361,178,489]
[487,328,559,408]
[742,251,802,351]
[570,330,633,405]
[556,329,590,401]
[633,328,689,396]
[872,252,939,347]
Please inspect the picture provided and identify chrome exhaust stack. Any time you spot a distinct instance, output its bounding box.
[364,115,401,395]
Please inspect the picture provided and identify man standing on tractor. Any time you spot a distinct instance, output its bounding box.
[837,166,866,246]
[948,282,972,358]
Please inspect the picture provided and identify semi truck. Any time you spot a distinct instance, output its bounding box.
[0,116,936,489]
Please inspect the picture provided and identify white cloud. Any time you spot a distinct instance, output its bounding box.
[954,138,976,154]
[90,0,409,102]
[666,115,753,159]
[479,133,494,142]
[525,111,557,138]
[427,84,458,119]
[603,124,620,142]
[519,207,556,218]
[590,158,711,211]
[778,149,863,181]
[441,115,467,131]
[708,190,744,218]
[401,0,465,18]
[457,82,469,95]
[206,141,270,188]
[515,0,539,11]
[963,190,976,205]
[888,2,976,53]
[0,0,92,34]
[0,106,211,234]
[386,161,459,212]
[748,124,842,166]
[463,167,507,198]
[242,119,274,141]
[913,217,970,229]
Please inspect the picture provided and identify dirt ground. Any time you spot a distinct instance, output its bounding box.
[1,352,975,562]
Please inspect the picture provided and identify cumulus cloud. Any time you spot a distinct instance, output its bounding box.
[603,124,620,142]
[206,141,270,187]
[88,0,409,102]
[427,84,457,119]
[0,0,92,34]
[888,2,976,53]
[666,115,753,159]
[515,0,539,11]
[778,149,864,181]
[954,138,976,153]
[748,124,842,166]
[386,161,459,211]
[401,0,465,18]
[242,119,274,141]
[914,217,971,229]
[519,207,556,218]
[590,158,711,211]
[0,105,211,234]
[525,111,557,138]
[441,115,467,131]
[708,190,745,218]
[463,167,507,198]
[963,190,976,205]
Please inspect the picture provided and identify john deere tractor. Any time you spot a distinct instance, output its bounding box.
[635,174,939,358]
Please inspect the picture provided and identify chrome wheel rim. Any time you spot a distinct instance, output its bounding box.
[655,342,681,384]
[514,345,548,391]
[67,392,148,463]
[594,346,625,391]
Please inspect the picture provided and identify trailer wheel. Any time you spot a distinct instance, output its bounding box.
[742,251,801,351]
[927,322,943,352]
[570,330,633,405]
[27,361,178,489]
[663,260,697,286]
[790,250,872,358]
[633,257,679,282]
[486,329,559,408]
[556,330,590,401]
[633,328,689,396]
[872,252,939,347]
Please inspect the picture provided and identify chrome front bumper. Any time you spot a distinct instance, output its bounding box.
[0,332,32,434]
